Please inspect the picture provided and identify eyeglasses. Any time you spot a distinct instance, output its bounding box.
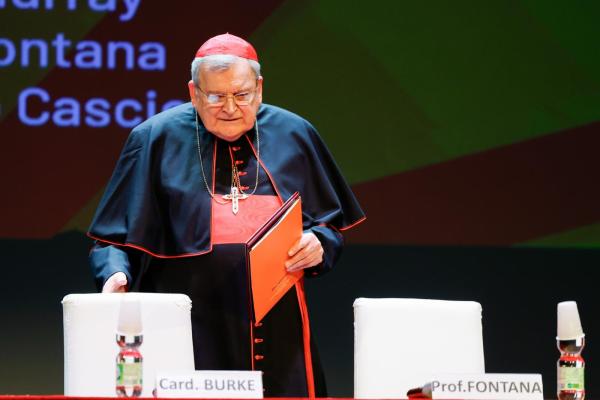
[195,84,258,107]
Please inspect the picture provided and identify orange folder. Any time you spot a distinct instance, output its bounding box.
[246,192,303,324]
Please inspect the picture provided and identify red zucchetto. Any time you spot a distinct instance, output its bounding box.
[195,33,259,61]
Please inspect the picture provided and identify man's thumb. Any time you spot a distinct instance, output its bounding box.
[115,273,128,286]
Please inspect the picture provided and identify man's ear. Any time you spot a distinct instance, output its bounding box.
[188,80,196,106]
[256,76,263,103]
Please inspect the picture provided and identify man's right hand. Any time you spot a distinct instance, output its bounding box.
[102,272,128,293]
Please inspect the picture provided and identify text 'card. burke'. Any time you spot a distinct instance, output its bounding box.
[155,370,263,399]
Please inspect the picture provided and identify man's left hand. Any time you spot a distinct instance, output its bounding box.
[286,231,324,272]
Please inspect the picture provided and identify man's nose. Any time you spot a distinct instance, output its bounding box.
[222,95,238,114]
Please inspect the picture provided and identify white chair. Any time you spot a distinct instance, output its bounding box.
[354,298,485,399]
[62,293,195,397]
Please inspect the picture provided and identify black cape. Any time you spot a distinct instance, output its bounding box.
[88,102,365,256]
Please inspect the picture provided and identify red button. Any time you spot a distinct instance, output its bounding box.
[235,160,244,165]
[254,338,264,343]
[254,355,264,360]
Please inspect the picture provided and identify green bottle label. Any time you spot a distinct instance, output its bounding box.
[117,362,143,386]
[558,366,584,390]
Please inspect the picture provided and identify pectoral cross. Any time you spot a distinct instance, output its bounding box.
[222,186,248,215]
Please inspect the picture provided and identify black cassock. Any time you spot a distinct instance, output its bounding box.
[88,103,365,397]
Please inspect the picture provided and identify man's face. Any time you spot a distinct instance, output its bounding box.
[188,59,263,142]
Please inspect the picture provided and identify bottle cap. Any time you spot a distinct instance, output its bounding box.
[557,301,584,340]
[117,294,142,335]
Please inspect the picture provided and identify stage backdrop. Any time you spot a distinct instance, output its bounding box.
[1,1,598,397]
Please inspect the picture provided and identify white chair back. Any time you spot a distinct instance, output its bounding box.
[354,297,485,398]
[62,292,194,397]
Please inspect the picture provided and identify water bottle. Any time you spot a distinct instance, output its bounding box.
[557,301,585,400]
[116,295,143,397]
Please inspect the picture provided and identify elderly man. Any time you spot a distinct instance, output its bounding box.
[88,33,365,397]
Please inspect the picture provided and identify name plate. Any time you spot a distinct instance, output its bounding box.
[155,370,263,399]
[430,373,543,400]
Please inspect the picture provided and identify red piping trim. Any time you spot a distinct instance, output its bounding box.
[250,320,255,371]
[86,233,213,259]
[339,215,367,231]
[244,134,283,202]
[295,279,316,399]
[316,223,345,245]
[317,222,340,234]
[228,144,234,160]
